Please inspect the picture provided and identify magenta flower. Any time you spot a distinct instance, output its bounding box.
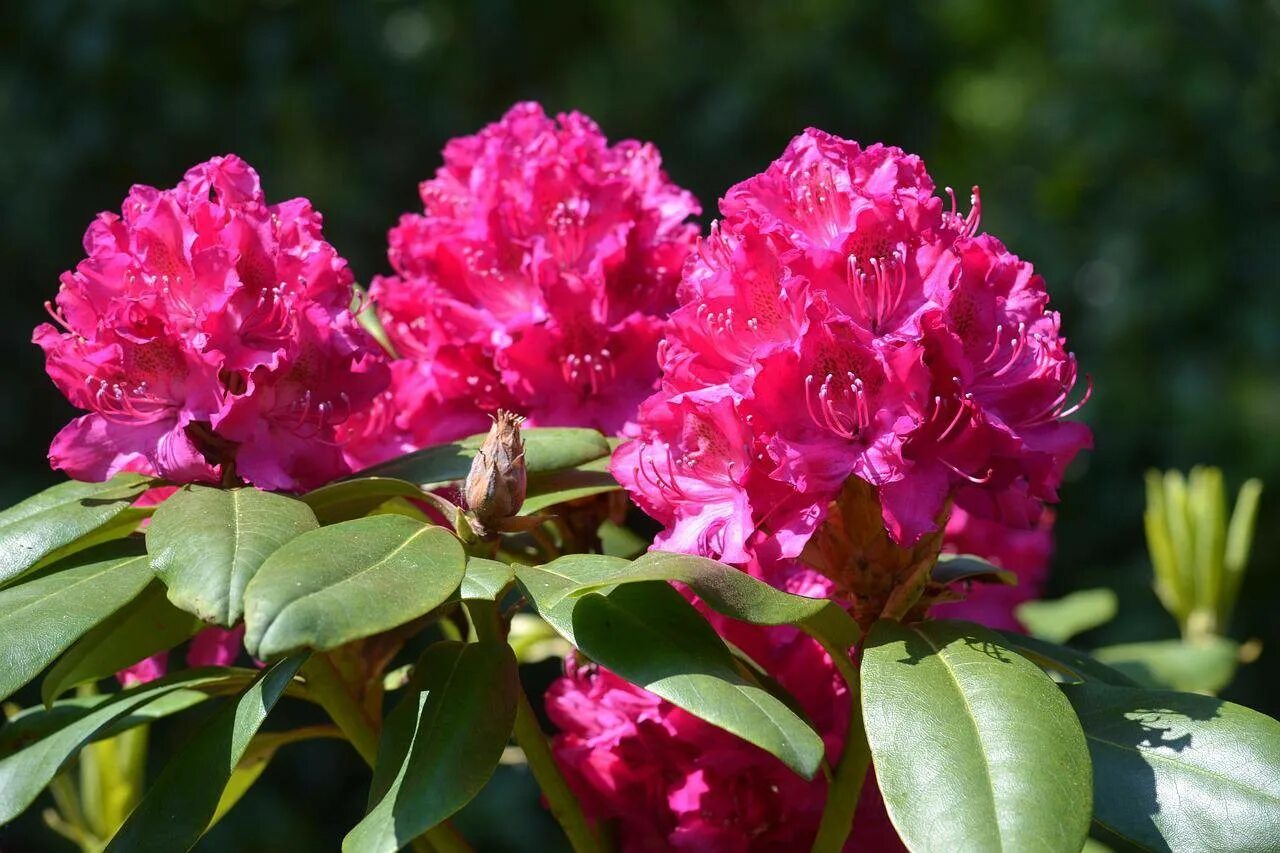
[613,129,1091,559]
[347,102,700,461]
[34,155,388,490]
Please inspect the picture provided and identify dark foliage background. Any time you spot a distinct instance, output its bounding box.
[1,1,1277,849]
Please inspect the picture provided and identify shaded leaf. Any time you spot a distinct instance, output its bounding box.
[105,654,307,852]
[0,543,153,701]
[517,551,859,649]
[1093,637,1239,694]
[997,631,1138,686]
[343,641,518,853]
[42,581,202,706]
[243,516,465,658]
[460,557,514,602]
[570,581,825,778]
[862,619,1092,853]
[353,428,610,487]
[1017,588,1119,643]
[0,669,250,824]
[301,477,431,525]
[931,553,1018,586]
[1065,681,1280,852]
[519,455,619,515]
[0,473,151,587]
[147,485,319,626]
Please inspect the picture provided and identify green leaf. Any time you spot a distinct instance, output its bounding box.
[353,427,611,487]
[344,641,518,853]
[0,669,249,824]
[1064,682,1280,852]
[1093,637,1239,694]
[599,520,647,559]
[301,477,431,525]
[862,619,1092,853]
[1017,588,1119,643]
[569,581,825,778]
[517,551,860,649]
[932,553,1018,586]
[41,581,202,706]
[0,473,152,587]
[996,631,1138,686]
[520,455,620,515]
[243,516,465,658]
[147,485,319,626]
[460,557,514,602]
[105,654,306,852]
[0,544,153,701]
[210,726,343,829]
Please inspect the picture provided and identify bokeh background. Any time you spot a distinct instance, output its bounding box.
[2,1,1277,849]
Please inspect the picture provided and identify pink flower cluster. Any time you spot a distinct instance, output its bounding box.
[613,129,1091,562]
[34,155,388,491]
[344,102,700,463]
[549,508,1057,850]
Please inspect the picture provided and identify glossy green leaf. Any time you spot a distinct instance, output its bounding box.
[996,631,1138,686]
[0,544,153,701]
[517,551,859,649]
[301,477,430,524]
[519,455,620,514]
[352,427,611,487]
[105,653,306,852]
[42,581,202,706]
[862,619,1092,853]
[243,515,465,658]
[344,641,518,853]
[1093,637,1239,694]
[0,473,151,587]
[570,581,824,778]
[1065,682,1280,852]
[1017,588,1119,643]
[460,557,514,601]
[931,553,1018,586]
[0,688,219,760]
[147,485,319,626]
[0,669,248,824]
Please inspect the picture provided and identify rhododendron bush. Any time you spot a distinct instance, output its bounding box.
[2,103,1277,853]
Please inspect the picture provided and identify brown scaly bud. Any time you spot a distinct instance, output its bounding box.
[463,410,527,537]
[800,477,947,629]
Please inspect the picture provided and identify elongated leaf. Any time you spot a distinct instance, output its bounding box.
[517,551,859,649]
[353,427,611,486]
[1093,637,1239,694]
[105,654,306,852]
[862,619,1092,852]
[460,557,514,602]
[571,581,824,778]
[147,485,319,626]
[931,553,1017,586]
[0,544,153,701]
[1017,588,1119,643]
[997,631,1138,686]
[0,473,151,586]
[1065,682,1280,852]
[243,516,465,658]
[0,669,249,824]
[344,641,518,853]
[301,477,430,525]
[520,455,620,514]
[210,726,343,829]
[42,581,202,706]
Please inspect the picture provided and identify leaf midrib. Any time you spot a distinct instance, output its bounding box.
[0,555,147,625]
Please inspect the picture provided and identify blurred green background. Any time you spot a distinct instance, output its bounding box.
[1,0,1277,849]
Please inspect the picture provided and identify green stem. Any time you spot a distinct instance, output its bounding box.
[811,641,872,853]
[466,600,605,852]
[303,653,474,853]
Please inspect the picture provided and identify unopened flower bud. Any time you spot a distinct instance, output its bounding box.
[463,410,527,536]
